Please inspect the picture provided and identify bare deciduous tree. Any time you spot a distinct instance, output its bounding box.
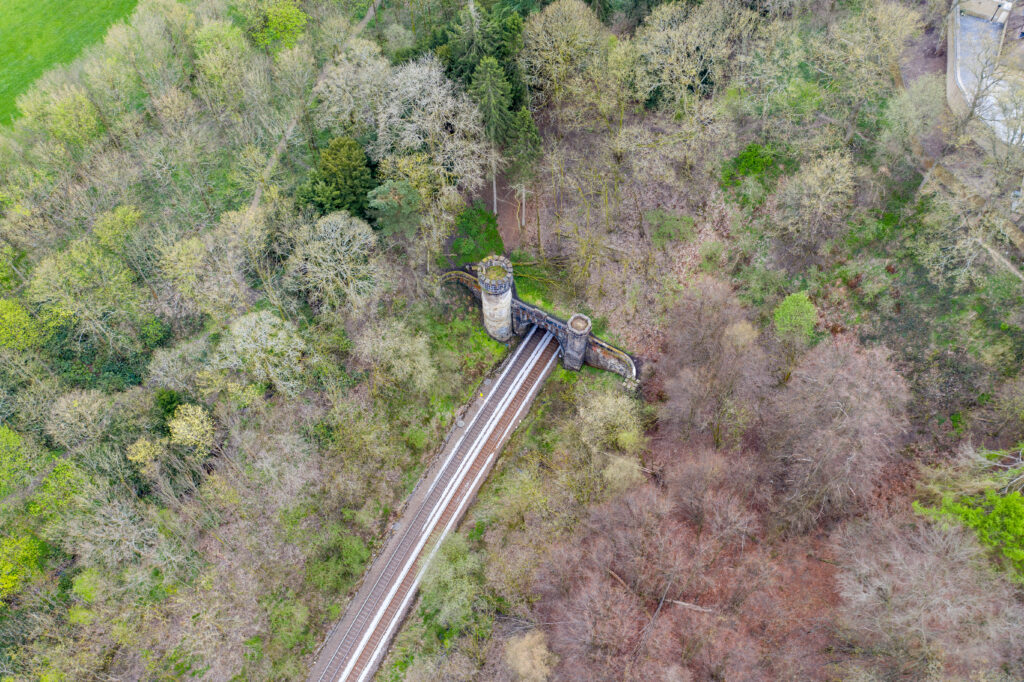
[371,56,488,197]
[835,517,1024,678]
[519,0,607,104]
[285,211,384,311]
[45,389,112,451]
[633,0,758,112]
[216,310,310,396]
[769,150,857,254]
[767,335,909,532]
[313,38,390,137]
[662,278,770,449]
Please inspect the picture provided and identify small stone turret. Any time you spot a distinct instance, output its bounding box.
[563,313,591,371]
[478,256,513,342]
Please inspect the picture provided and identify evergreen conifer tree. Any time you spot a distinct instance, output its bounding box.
[469,57,513,216]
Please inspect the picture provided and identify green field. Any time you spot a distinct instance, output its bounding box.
[0,0,138,124]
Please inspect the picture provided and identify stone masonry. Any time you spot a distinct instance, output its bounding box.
[439,260,638,381]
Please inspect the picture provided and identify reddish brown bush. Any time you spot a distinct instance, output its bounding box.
[529,450,782,680]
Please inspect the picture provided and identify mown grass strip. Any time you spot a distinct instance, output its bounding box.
[0,0,138,123]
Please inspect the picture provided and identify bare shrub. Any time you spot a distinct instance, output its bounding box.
[46,390,112,450]
[769,150,856,256]
[504,630,556,682]
[835,517,1024,678]
[766,335,909,533]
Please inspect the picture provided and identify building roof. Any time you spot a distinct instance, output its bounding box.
[951,1,1024,145]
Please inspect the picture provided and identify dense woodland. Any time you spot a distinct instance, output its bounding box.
[2,0,1024,679]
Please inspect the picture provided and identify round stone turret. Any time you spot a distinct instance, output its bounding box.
[478,256,513,342]
[563,313,591,371]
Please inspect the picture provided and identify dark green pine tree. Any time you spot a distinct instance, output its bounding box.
[445,3,490,84]
[445,4,525,105]
[505,107,541,181]
[297,137,376,217]
[469,57,513,218]
[504,107,542,234]
[481,10,526,107]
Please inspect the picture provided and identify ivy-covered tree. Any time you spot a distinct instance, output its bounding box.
[0,425,34,499]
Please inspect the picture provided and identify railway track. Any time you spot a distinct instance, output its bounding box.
[309,326,559,682]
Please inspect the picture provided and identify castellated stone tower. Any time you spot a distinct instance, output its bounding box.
[563,313,591,371]
[478,256,513,342]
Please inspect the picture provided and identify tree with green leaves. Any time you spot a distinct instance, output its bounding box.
[0,534,45,603]
[245,0,308,52]
[27,238,146,352]
[470,57,513,143]
[481,9,526,107]
[0,299,41,352]
[298,137,376,217]
[774,290,818,377]
[469,56,513,216]
[774,291,817,346]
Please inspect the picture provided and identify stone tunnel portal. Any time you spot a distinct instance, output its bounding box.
[440,256,638,381]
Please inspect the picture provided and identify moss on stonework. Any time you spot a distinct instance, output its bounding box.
[484,265,507,281]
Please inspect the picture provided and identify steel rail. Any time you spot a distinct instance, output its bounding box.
[336,330,551,681]
[311,327,553,682]
[352,336,559,681]
[316,328,541,681]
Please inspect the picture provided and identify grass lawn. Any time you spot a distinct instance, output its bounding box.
[0,0,137,124]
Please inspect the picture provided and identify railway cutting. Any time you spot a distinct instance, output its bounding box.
[308,258,635,681]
